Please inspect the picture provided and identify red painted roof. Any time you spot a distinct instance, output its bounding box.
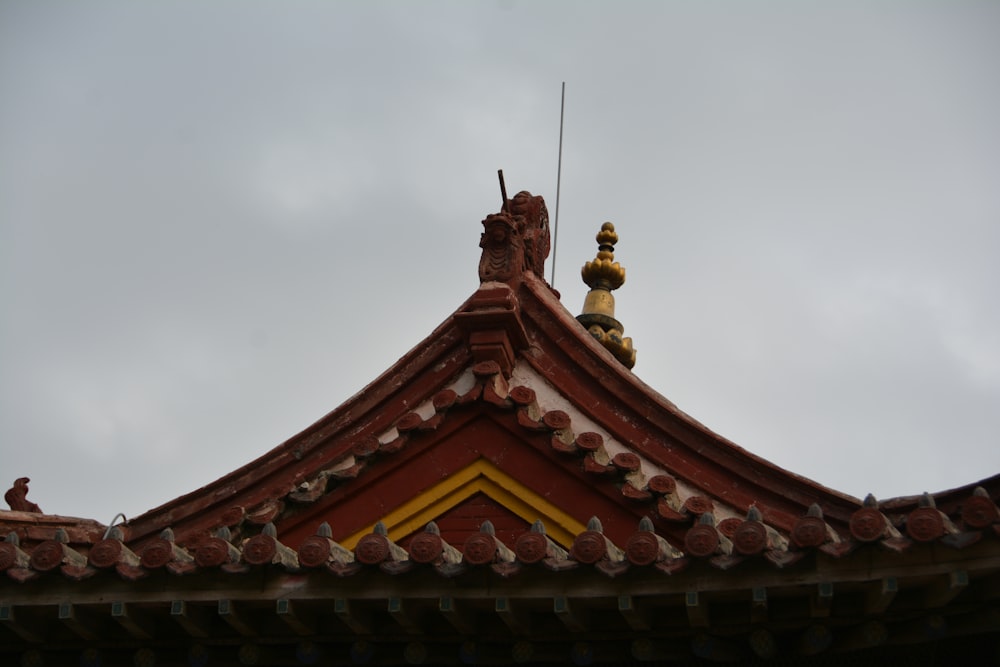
[2,193,999,666]
[3,189,999,578]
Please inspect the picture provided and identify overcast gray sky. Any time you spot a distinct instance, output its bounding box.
[2,2,998,524]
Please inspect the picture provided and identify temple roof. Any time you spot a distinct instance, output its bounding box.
[2,189,998,664]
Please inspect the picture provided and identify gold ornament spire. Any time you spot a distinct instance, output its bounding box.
[577,222,636,369]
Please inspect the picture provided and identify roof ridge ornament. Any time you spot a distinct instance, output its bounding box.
[478,173,550,286]
[4,477,42,513]
[577,222,636,368]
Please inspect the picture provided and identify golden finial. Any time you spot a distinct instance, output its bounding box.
[577,222,636,369]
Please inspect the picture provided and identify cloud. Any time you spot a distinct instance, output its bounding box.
[1,2,998,521]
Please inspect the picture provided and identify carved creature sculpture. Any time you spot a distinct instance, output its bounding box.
[478,191,550,284]
[5,477,42,513]
[479,212,522,283]
[509,190,550,277]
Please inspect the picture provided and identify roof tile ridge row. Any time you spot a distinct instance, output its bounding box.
[246,359,742,542]
[127,361,999,560]
[122,294,481,546]
[4,490,998,583]
[516,274,866,526]
[339,361,1000,549]
[521,275,1000,517]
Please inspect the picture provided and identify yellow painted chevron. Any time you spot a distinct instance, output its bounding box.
[340,458,584,549]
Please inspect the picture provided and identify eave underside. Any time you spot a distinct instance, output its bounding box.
[2,545,998,666]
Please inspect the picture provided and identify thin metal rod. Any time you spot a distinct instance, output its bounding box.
[551,82,565,287]
[102,512,127,539]
[498,169,508,211]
